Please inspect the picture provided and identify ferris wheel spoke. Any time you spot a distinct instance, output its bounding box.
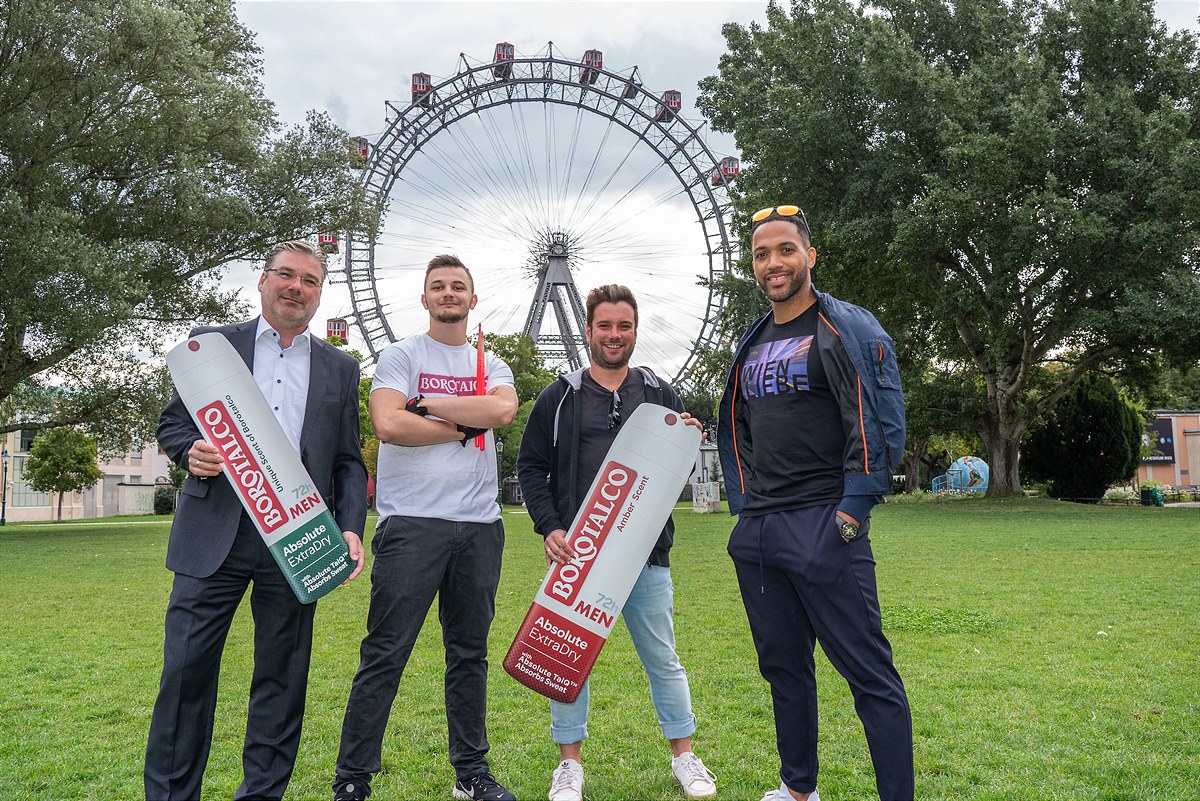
[440,115,544,236]
[388,161,495,230]
[415,134,537,240]
[576,180,687,250]
[506,102,554,229]
[571,150,682,245]
[472,105,558,238]
[565,135,649,230]
[555,104,588,219]
[564,118,620,232]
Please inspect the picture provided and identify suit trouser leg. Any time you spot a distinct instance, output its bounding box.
[235,533,317,800]
[335,516,452,782]
[439,519,504,779]
[145,523,255,801]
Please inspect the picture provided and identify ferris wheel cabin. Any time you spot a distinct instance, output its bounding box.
[623,67,642,98]
[580,49,602,85]
[711,156,741,186]
[350,136,369,164]
[493,42,515,79]
[317,234,339,254]
[326,317,349,344]
[656,90,682,121]
[412,72,432,106]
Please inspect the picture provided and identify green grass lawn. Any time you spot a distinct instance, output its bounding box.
[0,498,1196,800]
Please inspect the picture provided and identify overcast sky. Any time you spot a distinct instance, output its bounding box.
[227,0,1200,375]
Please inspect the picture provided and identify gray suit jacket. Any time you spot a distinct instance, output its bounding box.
[156,318,369,578]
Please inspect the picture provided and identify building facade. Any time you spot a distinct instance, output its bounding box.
[1,430,172,523]
[1137,410,1200,488]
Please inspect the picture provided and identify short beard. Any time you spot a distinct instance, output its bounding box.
[432,307,469,324]
[589,339,631,369]
[758,263,809,304]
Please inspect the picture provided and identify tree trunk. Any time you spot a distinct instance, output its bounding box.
[903,444,927,493]
[981,402,1025,497]
[56,491,64,522]
[983,435,1022,497]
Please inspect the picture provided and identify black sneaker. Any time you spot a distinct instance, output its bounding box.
[452,772,517,801]
[333,777,372,801]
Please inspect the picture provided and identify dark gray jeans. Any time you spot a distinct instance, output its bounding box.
[335,514,505,784]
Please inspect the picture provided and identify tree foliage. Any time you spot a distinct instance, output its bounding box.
[1021,374,1143,500]
[480,333,553,482]
[24,427,105,521]
[697,0,1200,495]
[481,333,557,405]
[677,382,721,435]
[0,0,372,450]
[496,399,534,482]
[153,485,176,515]
[1132,364,1200,410]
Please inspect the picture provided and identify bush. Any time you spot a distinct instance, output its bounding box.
[153,486,176,515]
[1021,375,1142,501]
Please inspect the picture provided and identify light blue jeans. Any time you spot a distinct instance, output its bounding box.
[549,563,697,743]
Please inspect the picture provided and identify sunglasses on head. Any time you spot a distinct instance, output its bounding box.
[751,205,811,235]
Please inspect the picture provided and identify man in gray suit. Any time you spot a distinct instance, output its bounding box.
[145,240,369,801]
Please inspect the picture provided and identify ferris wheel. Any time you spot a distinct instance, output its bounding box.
[338,42,739,391]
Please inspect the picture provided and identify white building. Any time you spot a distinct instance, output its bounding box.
[1,430,173,523]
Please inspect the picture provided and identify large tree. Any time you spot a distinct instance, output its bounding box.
[24,427,105,521]
[697,0,1200,495]
[0,0,371,451]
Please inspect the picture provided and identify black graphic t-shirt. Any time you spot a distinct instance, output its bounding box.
[739,305,844,514]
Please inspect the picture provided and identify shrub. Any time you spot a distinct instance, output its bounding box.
[153,486,176,515]
[1021,375,1142,501]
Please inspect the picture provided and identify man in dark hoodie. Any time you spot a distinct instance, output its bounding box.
[517,284,716,801]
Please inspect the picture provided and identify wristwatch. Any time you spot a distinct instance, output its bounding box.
[838,519,860,542]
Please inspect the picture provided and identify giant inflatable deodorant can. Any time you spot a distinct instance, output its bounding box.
[166,333,354,604]
[503,403,700,702]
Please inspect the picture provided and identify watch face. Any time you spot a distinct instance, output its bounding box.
[839,521,859,541]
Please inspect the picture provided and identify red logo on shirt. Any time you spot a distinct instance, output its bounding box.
[418,373,478,395]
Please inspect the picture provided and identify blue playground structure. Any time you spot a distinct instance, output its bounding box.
[931,456,990,494]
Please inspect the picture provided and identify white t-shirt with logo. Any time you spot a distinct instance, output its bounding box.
[372,333,514,522]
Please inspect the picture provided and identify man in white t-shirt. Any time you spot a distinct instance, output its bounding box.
[332,255,519,801]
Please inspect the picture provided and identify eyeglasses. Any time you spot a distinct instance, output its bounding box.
[607,390,623,430]
[751,205,810,235]
[264,267,323,290]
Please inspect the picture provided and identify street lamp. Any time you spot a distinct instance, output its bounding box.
[1,446,8,526]
[496,439,504,505]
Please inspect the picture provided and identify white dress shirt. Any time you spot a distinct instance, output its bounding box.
[253,317,311,452]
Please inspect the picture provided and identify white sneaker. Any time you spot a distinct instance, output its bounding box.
[759,786,819,801]
[671,752,717,799]
[548,759,584,801]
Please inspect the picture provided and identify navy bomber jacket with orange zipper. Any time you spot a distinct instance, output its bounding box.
[716,286,906,523]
